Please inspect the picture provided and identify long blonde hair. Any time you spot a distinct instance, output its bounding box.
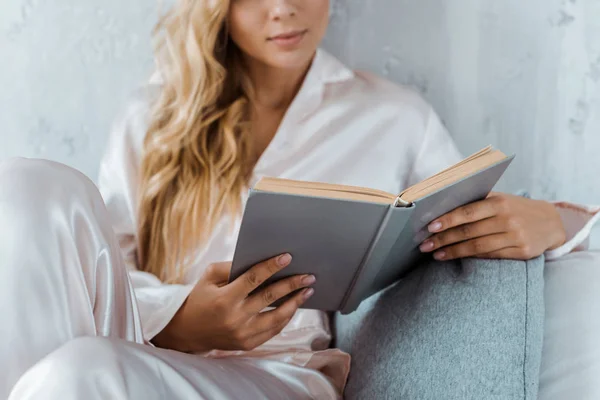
[138,0,254,283]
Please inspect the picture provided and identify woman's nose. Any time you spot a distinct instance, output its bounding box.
[269,0,298,20]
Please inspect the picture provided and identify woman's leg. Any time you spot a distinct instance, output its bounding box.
[0,158,144,396]
[9,336,338,399]
[538,250,600,399]
[1,158,339,400]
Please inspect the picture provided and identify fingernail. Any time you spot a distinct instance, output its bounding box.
[303,288,314,300]
[428,221,443,233]
[302,275,316,285]
[420,240,434,252]
[278,253,292,266]
[433,251,446,261]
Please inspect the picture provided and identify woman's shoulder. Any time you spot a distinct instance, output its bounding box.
[316,50,434,121]
[345,69,434,120]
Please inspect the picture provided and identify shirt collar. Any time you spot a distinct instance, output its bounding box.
[253,49,355,165]
[282,48,355,125]
[148,48,355,144]
[307,48,355,87]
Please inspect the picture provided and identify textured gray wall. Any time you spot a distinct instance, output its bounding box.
[1,1,599,244]
[0,0,157,177]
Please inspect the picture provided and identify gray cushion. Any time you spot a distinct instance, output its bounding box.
[334,256,545,400]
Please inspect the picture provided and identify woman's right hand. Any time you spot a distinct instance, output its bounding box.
[152,254,315,353]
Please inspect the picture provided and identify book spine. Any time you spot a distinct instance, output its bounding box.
[393,195,412,207]
[338,205,396,313]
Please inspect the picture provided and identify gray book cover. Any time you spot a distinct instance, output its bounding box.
[230,156,514,314]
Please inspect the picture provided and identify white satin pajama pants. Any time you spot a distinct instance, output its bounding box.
[0,158,338,400]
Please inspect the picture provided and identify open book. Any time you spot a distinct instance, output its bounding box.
[230,146,514,314]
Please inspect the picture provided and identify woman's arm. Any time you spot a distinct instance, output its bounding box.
[98,89,315,351]
[409,105,599,260]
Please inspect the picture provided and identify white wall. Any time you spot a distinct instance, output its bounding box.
[0,0,157,177]
[1,0,598,246]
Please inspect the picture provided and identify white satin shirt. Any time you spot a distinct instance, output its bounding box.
[98,49,599,391]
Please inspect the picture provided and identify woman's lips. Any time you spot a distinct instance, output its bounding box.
[268,30,308,48]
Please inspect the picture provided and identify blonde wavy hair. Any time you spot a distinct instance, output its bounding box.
[137,0,255,283]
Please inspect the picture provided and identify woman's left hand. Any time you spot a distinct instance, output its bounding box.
[419,192,567,260]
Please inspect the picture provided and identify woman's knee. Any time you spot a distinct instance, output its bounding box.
[544,250,600,303]
[540,250,600,399]
[0,158,102,225]
[546,250,600,271]
[9,337,131,400]
[0,157,97,204]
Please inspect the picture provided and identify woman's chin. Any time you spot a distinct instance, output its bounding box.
[263,50,317,71]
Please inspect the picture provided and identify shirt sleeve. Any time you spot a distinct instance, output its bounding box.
[544,203,600,260]
[97,87,194,343]
[408,104,599,259]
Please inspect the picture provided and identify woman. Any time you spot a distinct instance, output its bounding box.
[2,0,598,398]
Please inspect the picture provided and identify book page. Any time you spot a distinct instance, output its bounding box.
[255,177,396,204]
[252,146,507,206]
[398,148,507,203]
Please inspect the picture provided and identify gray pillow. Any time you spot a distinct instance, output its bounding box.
[334,256,545,400]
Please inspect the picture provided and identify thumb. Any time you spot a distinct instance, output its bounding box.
[202,262,232,287]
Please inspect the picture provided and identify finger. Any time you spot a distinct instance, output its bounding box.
[244,274,316,314]
[203,262,232,286]
[242,313,294,351]
[228,254,293,298]
[432,233,514,261]
[421,217,506,253]
[427,198,499,233]
[252,287,313,336]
